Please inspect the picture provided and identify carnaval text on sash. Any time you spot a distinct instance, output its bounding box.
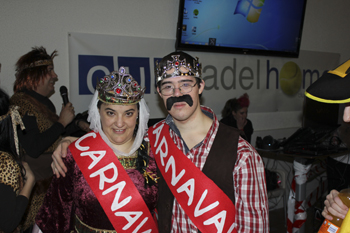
[149,123,237,233]
[70,132,158,233]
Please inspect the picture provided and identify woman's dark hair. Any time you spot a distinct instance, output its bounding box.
[221,98,237,119]
[0,88,25,176]
[14,46,58,93]
[0,88,10,115]
[221,93,250,118]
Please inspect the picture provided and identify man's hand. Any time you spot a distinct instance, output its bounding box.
[322,189,349,220]
[51,136,77,178]
[58,103,75,127]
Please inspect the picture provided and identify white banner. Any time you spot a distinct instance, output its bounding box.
[68,32,340,118]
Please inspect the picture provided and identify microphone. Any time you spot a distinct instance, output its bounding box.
[59,86,69,106]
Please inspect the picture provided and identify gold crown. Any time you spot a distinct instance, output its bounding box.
[96,67,145,105]
[155,54,201,83]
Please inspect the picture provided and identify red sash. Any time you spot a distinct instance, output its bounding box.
[149,123,237,233]
[69,132,158,233]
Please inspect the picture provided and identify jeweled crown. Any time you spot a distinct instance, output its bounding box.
[96,67,145,105]
[155,53,202,83]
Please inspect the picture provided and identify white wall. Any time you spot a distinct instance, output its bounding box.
[1,0,350,143]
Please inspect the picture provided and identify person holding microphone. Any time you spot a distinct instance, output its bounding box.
[9,46,75,231]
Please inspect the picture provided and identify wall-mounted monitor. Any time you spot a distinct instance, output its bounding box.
[175,0,307,58]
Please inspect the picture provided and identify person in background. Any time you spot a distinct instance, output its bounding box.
[50,52,269,232]
[35,68,158,232]
[304,59,350,222]
[9,46,75,231]
[220,93,254,143]
[0,88,36,233]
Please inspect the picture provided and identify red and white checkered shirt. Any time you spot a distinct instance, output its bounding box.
[164,106,269,233]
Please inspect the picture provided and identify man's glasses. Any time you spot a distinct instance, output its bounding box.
[160,83,197,96]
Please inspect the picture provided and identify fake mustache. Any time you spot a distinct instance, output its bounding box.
[166,95,193,111]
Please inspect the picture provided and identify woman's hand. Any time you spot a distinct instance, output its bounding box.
[19,162,36,199]
[23,161,35,183]
[322,190,349,220]
[51,136,77,178]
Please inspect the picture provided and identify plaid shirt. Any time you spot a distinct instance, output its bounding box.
[163,106,269,233]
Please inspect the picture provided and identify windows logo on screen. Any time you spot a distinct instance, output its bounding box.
[234,0,265,23]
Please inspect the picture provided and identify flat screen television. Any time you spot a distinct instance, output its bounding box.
[175,0,307,58]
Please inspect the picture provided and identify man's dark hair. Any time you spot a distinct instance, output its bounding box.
[14,46,58,92]
[156,51,202,90]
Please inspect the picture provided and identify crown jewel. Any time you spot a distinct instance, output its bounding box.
[97,67,145,105]
[155,54,201,83]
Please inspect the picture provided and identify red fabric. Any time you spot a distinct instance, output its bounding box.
[35,138,158,232]
[150,123,236,233]
[69,132,158,232]
[237,93,250,108]
[149,106,269,233]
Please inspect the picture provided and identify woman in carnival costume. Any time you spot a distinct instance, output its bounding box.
[220,93,254,143]
[35,67,158,232]
[0,88,36,233]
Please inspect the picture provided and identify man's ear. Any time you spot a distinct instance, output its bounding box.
[156,86,162,97]
[198,79,205,95]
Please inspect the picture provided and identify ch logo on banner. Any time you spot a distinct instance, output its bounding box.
[78,55,159,95]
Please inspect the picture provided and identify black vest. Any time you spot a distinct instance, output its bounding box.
[157,123,240,233]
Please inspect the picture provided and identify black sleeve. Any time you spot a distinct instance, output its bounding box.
[0,183,29,233]
[62,111,90,137]
[62,119,80,137]
[244,119,254,143]
[18,114,65,158]
[219,116,232,127]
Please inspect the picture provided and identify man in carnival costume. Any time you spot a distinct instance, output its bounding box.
[35,67,158,232]
[51,52,269,233]
[9,46,76,231]
[147,51,269,232]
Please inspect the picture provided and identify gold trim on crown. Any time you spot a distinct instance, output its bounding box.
[96,67,145,105]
